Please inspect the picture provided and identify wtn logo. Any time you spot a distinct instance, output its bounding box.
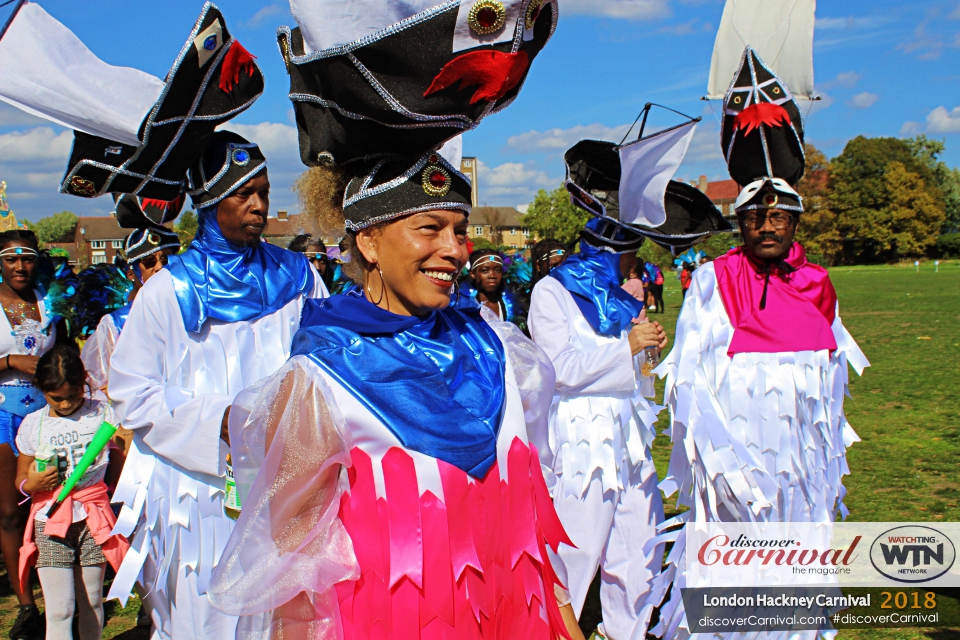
[880,543,944,567]
[870,526,956,583]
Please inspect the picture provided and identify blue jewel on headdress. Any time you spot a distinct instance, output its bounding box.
[21,395,34,408]
[204,35,218,51]
[14,248,22,254]
[23,336,36,351]
[232,148,250,166]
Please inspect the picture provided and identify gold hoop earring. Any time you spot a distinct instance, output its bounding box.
[367,264,385,306]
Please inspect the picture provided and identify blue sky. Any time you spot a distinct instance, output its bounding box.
[1,0,959,221]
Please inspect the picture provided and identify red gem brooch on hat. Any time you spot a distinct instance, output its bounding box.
[763,191,779,208]
[468,0,506,35]
[422,155,452,197]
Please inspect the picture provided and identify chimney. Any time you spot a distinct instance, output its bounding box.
[697,175,708,193]
[277,210,288,221]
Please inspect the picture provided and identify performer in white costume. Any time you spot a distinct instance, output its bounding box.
[105,129,325,639]
[528,132,731,639]
[81,217,181,391]
[652,48,869,640]
[528,145,660,640]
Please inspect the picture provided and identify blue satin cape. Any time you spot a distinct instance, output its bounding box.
[292,288,506,479]
[549,240,644,337]
[110,304,131,334]
[167,205,314,333]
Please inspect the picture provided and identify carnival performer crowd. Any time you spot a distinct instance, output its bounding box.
[0,1,869,639]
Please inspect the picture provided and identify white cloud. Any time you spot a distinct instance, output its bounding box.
[0,127,73,164]
[505,123,633,154]
[820,71,862,90]
[476,160,557,205]
[561,0,671,21]
[815,15,893,30]
[681,123,723,164]
[657,18,712,35]
[901,121,922,136]
[244,4,285,28]
[226,122,298,158]
[848,92,879,109]
[925,106,960,134]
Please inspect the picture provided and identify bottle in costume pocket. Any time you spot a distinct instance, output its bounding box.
[224,454,241,520]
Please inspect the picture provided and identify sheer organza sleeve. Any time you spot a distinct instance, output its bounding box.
[209,356,359,639]
[80,316,117,391]
[479,306,558,484]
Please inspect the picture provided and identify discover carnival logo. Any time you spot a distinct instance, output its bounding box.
[869,526,956,583]
[697,534,862,571]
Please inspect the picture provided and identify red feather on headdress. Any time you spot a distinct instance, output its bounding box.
[219,41,257,93]
[733,102,790,137]
[424,50,530,104]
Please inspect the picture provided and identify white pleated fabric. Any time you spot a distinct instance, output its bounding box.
[81,314,120,390]
[528,276,665,638]
[651,263,869,640]
[105,269,325,639]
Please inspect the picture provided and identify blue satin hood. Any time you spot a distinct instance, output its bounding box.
[549,240,644,337]
[167,206,314,332]
[292,289,506,479]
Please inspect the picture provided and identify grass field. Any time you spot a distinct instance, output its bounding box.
[1,262,957,638]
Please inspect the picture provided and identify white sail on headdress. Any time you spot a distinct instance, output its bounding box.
[706,0,816,100]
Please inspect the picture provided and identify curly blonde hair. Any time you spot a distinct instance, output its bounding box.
[293,165,378,284]
[293,165,349,239]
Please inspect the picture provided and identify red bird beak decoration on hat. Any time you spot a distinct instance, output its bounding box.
[732,102,790,137]
[424,50,531,104]
[219,42,257,93]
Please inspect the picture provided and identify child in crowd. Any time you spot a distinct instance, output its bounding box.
[15,345,128,640]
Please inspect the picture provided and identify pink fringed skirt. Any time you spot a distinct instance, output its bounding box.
[336,437,572,639]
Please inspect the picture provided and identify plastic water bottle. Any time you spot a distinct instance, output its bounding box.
[224,454,241,520]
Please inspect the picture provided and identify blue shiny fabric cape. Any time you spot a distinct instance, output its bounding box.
[110,303,131,334]
[292,289,506,479]
[549,240,643,337]
[167,206,314,333]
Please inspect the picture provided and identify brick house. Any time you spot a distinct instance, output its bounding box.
[43,216,126,268]
[262,210,311,248]
[695,175,741,240]
[469,206,535,249]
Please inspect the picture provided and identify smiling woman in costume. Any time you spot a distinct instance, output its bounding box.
[211,153,582,639]
[209,0,580,636]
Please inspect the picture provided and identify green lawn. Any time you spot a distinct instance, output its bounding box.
[2,262,957,639]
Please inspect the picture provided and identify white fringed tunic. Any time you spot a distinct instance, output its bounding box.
[105,269,323,639]
[652,263,868,640]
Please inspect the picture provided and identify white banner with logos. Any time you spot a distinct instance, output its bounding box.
[686,522,960,588]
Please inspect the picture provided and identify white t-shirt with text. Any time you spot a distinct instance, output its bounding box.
[16,398,116,522]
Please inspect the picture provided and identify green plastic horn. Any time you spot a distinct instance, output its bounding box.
[45,421,117,518]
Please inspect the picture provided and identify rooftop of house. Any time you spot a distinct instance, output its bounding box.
[703,179,740,202]
[263,212,308,238]
[76,216,124,241]
[471,206,525,227]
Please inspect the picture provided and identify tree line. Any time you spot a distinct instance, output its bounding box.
[522,134,960,267]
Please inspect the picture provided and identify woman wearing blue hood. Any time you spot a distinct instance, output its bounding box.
[527,144,669,639]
